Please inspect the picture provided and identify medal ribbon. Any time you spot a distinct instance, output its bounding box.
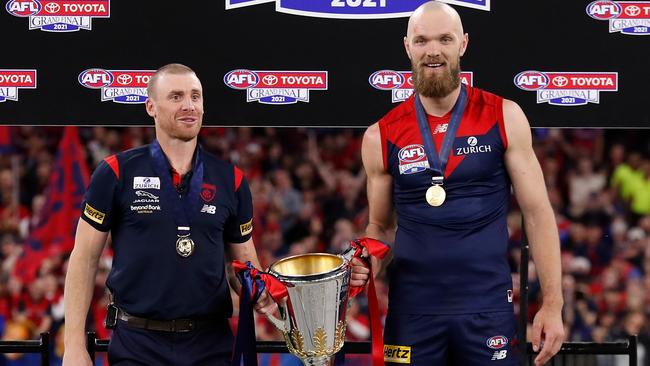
[232,261,288,366]
[149,140,204,239]
[348,237,391,366]
[414,84,468,185]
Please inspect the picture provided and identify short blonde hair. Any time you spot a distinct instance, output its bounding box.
[147,63,197,99]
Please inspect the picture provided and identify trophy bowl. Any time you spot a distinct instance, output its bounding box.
[267,253,351,366]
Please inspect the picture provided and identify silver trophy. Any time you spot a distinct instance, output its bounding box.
[266,250,355,366]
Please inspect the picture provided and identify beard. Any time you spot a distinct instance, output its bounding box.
[412,57,461,98]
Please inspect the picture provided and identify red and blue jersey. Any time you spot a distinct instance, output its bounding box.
[80,142,253,320]
[379,86,513,314]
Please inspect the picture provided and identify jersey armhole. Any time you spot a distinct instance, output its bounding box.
[496,97,508,150]
[378,121,388,171]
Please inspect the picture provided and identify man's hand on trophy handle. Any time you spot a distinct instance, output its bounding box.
[254,289,278,316]
[350,256,371,288]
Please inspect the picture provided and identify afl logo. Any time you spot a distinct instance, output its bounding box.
[398,144,426,162]
[369,70,405,90]
[467,136,477,147]
[6,0,41,17]
[586,1,622,20]
[224,69,259,90]
[486,336,509,350]
[514,71,549,91]
[78,68,113,89]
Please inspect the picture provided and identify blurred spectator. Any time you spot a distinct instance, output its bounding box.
[0,126,648,365]
[568,157,607,217]
[628,160,650,221]
[611,151,643,203]
[271,169,303,234]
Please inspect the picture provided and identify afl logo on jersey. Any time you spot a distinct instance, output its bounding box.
[398,144,429,175]
[486,335,509,350]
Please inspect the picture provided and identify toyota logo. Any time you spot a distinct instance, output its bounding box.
[552,76,568,87]
[44,2,59,13]
[117,74,132,85]
[625,5,641,16]
[262,75,278,86]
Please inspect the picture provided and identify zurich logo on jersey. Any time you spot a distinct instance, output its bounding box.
[398,144,429,174]
[455,136,492,156]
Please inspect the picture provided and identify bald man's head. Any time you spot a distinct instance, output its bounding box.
[407,1,464,40]
[403,1,468,98]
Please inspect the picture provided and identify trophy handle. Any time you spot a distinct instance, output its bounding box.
[340,245,356,263]
[265,305,287,332]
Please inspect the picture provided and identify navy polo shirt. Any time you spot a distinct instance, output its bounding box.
[80,141,253,320]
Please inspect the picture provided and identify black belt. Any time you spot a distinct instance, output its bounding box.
[117,309,215,333]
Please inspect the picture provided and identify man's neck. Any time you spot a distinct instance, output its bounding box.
[419,85,462,117]
[156,135,197,175]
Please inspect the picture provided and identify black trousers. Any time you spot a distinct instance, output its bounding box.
[108,319,233,366]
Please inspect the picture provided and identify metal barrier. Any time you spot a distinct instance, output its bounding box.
[86,332,637,366]
[86,334,374,359]
[0,332,49,366]
[0,331,635,365]
[525,336,637,365]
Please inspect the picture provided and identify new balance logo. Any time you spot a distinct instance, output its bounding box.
[491,350,508,361]
[433,123,448,134]
[201,204,216,214]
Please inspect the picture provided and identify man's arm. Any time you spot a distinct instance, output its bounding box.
[227,239,276,315]
[361,123,395,280]
[63,219,109,366]
[503,99,565,366]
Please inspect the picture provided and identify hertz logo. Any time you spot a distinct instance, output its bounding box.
[84,203,105,225]
[384,344,411,364]
[240,220,253,236]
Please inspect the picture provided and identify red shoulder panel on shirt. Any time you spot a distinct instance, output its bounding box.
[104,154,119,179]
[234,166,244,191]
[496,98,508,150]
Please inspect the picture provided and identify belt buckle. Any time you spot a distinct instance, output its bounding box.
[174,319,193,333]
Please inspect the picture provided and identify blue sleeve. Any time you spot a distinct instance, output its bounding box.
[224,176,253,244]
[80,160,118,232]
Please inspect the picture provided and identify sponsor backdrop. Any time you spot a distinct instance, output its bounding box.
[1,0,649,127]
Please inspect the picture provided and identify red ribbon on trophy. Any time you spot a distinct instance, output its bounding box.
[348,237,391,366]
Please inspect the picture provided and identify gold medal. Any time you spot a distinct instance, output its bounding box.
[176,235,195,257]
[425,185,446,207]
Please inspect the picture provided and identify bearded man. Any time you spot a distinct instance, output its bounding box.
[360,2,564,365]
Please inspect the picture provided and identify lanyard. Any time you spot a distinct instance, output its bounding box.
[149,140,204,238]
[413,84,468,184]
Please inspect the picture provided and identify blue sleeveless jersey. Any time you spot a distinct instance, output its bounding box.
[379,86,513,314]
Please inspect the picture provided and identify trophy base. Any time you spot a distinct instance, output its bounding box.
[300,356,335,366]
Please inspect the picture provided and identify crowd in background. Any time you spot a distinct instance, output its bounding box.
[0,126,649,365]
